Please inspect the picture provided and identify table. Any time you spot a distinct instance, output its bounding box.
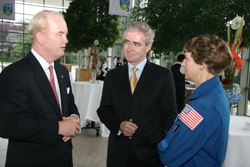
[223,116,250,167]
[0,137,8,166]
[72,81,110,137]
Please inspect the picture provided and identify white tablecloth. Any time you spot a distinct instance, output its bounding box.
[223,116,250,167]
[0,137,8,166]
[72,81,110,137]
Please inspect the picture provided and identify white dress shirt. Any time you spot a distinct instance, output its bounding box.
[127,57,147,81]
[31,48,61,108]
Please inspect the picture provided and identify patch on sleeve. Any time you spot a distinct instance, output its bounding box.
[179,104,203,130]
[158,140,169,152]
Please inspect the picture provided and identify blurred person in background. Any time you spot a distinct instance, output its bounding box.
[116,57,122,67]
[171,54,186,113]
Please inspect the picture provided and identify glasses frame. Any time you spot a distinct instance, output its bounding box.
[123,40,146,48]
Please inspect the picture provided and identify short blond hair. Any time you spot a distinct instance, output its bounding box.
[29,10,64,43]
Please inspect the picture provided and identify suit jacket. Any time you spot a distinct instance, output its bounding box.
[0,52,79,167]
[97,60,178,167]
[171,63,185,113]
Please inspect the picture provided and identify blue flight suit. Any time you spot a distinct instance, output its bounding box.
[158,76,230,167]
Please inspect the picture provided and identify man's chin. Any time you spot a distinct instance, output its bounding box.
[54,54,64,61]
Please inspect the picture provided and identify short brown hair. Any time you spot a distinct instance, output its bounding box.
[184,34,232,75]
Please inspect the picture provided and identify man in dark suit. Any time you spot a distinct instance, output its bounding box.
[0,10,80,167]
[171,54,186,113]
[97,22,178,167]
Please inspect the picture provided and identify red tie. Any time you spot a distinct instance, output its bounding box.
[49,65,60,109]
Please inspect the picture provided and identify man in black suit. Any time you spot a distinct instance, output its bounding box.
[97,22,177,167]
[171,54,186,113]
[0,10,80,167]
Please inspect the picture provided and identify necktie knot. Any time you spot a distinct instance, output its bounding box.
[132,67,138,73]
[49,65,53,73]
[130,67,138,94]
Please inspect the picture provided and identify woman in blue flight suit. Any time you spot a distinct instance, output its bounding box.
[158,35,232,167]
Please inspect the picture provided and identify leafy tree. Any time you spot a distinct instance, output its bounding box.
[63,0,122,52]
[131,0,250,56]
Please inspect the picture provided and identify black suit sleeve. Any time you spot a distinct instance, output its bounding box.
[160,70,178,131]
[97,72,124,134]
[0,67,59,145]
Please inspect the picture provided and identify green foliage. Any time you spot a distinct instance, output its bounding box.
[63,0,122,52]
[131,0,250,56]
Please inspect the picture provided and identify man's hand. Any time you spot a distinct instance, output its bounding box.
[62,136,71,142]
[58,116,80,141]
[120,121,138,137]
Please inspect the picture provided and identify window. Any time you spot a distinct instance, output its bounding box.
[0,0,69,72]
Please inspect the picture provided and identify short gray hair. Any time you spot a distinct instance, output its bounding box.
[124,22,155,45]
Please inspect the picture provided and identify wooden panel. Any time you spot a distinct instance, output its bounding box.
[63,64,72,72]
[75,68,91,81]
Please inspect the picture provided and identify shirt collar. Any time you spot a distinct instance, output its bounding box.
[189,75,220,100]
[31,48,54,70]
[128,57,147,72]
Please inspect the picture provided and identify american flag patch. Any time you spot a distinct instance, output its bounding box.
[179,104,203,130]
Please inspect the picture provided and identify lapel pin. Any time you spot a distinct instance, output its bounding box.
[61,75,64,78]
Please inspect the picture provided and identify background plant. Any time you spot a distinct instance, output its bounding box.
[63,0,122,52]
[130,0,250,57]
[222,16,244,104]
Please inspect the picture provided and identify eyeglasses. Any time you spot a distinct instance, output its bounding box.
[123,40,145,48]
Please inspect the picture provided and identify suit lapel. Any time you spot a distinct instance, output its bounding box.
[27,52,62,118]
[120,64,132,96]
[133,61,154,94]
[55,63,67,116]
[119,61,154,96]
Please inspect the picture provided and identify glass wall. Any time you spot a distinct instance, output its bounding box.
[0,0,70,72]
[240,48,250,116]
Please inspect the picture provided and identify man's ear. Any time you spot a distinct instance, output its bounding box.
[36,32,45,45]
[146,43,152,53]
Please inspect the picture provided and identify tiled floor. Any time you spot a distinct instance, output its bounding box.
[0,129,108,167]
[72,128,108,167]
